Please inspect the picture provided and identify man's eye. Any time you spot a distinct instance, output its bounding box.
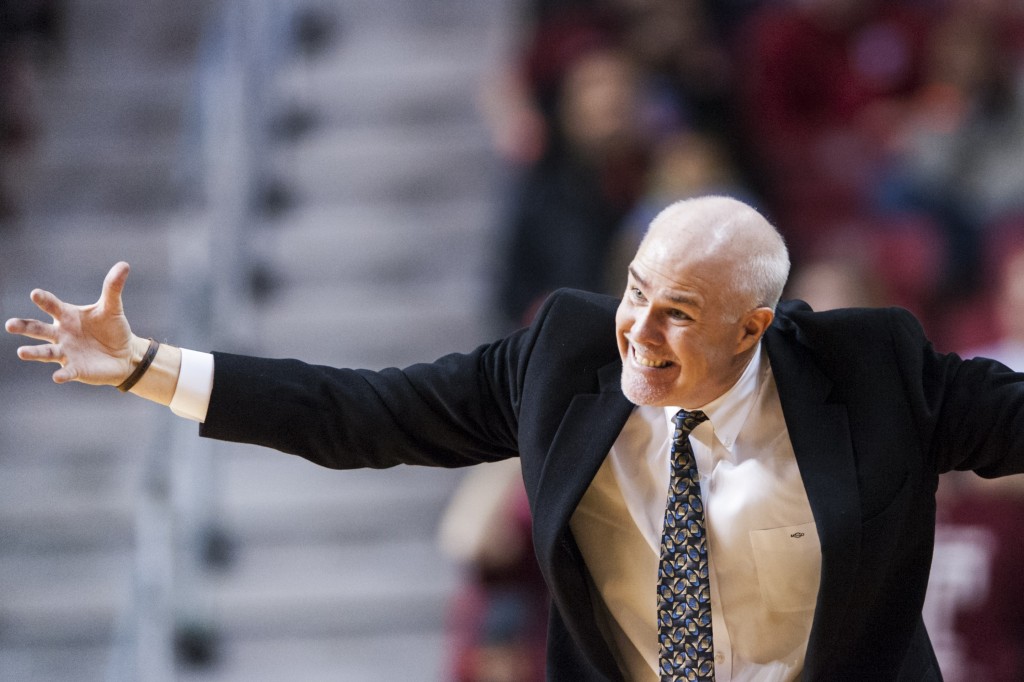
[667,309,691,321]
[630,287,646,302]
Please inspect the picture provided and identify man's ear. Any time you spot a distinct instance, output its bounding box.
[736,307,774,354]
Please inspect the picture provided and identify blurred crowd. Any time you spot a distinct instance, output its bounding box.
[0,0,63,218]
[485,0,1024,357]
[452,0,1024,680]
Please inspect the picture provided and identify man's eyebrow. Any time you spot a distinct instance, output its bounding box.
[628,266,699,306]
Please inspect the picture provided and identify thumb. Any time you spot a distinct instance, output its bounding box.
[99,262,131,314]
[53,366,76,384]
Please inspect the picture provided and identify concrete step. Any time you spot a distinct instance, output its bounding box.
[11,154,187,217]
[291,0,507,34]
[1,214,176,276]
[176,631,450,682]
[59,0,211,69]
[266,120,493,202]
[259,199,495,285]
[216,446,465,541]
[0,461,137,554]
[1,536,458,645]
[201,540,458,637]
[26,136,181,171]
[2,506,135,555]
[253,282,491,368]
[0,643,111,682]
[0,549,133,646]
[0,613,451,681]
[267,123,494,205]
[33,69,193,147]
[0,390,160,466]
[272,56,483,129]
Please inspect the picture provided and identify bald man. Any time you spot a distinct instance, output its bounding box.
[8,196,1024,681]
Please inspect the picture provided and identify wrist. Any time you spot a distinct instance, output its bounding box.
[128,342,183,406]
[128,335,150,366]
[118,337,160,393]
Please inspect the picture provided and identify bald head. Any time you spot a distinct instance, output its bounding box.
[617,196,787,407]
[640,196,790,316]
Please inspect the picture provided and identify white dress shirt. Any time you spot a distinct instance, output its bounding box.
[570,344,819,681]
[170,344,820,681]
[169,348,214,422]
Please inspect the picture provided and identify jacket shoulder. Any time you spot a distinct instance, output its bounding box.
[773,300,927,356]
[538,288,620,322]
[519,288,622,382]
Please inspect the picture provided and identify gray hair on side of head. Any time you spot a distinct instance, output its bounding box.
[648,195,791,312]
[730,217,790,311]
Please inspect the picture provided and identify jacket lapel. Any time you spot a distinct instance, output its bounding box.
[765,317,862,673]
[533,361,635,565]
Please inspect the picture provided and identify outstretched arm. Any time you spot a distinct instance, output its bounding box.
[5,262,182,405]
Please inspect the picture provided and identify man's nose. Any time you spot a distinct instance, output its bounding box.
[631,308,661,344]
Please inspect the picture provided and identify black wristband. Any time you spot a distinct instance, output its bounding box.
[117,338,159,393]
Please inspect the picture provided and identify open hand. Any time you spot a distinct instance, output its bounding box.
[5,262,140,385]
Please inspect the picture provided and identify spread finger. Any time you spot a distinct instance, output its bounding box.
[30,289,65,320]
[5,318,56,342]
[17,343,63,364]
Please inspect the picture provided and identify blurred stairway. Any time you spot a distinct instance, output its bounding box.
[0,0,512,680]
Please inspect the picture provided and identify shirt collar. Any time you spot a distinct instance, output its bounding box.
[663,342,766,453]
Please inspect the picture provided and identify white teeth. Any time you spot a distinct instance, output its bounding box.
[634,352,669,368]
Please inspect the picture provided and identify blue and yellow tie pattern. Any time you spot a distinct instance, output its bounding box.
[658,409,714,680]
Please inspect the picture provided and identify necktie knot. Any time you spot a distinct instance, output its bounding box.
[673,409,708,437]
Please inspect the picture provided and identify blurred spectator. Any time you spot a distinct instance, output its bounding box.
[964,247,1024,374]
[943,0,1024,59]
[624,0,773,204]
[621,131,750,235]
[705,0,774,37]
[439,460,548,682]
[0,0,64,218]
[609,131,754,294]
[925,471,1024,682]
[618,1,732,139]
[487,0,766,328]
[495,47,648,327]
[482,0,758,162]
[922,243,1024,682]
[479,0,619,166]
[785,255,886,311]
[736,0,931,258]
[1,0,64,143]
[875,7,1024,298]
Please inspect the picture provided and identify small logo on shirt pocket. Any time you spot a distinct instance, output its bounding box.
[749,522,820,613]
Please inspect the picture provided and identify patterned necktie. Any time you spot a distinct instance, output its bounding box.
[658,409,714,680]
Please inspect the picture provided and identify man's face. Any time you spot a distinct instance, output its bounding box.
[615,226,754,408]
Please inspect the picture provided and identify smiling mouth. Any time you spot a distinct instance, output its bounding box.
[632,347,672,368]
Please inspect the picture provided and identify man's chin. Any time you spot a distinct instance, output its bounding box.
[620,374,671,407]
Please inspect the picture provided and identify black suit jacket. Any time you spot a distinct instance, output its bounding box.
[200,289,1024,680]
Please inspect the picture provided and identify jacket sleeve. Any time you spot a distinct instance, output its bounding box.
[887,308,1024,477]
[198,317,544,471]
[197,287,622,471]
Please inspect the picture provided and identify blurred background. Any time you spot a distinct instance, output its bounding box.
[2,0,1023,680]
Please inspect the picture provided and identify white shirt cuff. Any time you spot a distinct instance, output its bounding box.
[169,348,214,423]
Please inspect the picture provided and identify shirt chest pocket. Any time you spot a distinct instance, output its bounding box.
[748,521,821,613]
